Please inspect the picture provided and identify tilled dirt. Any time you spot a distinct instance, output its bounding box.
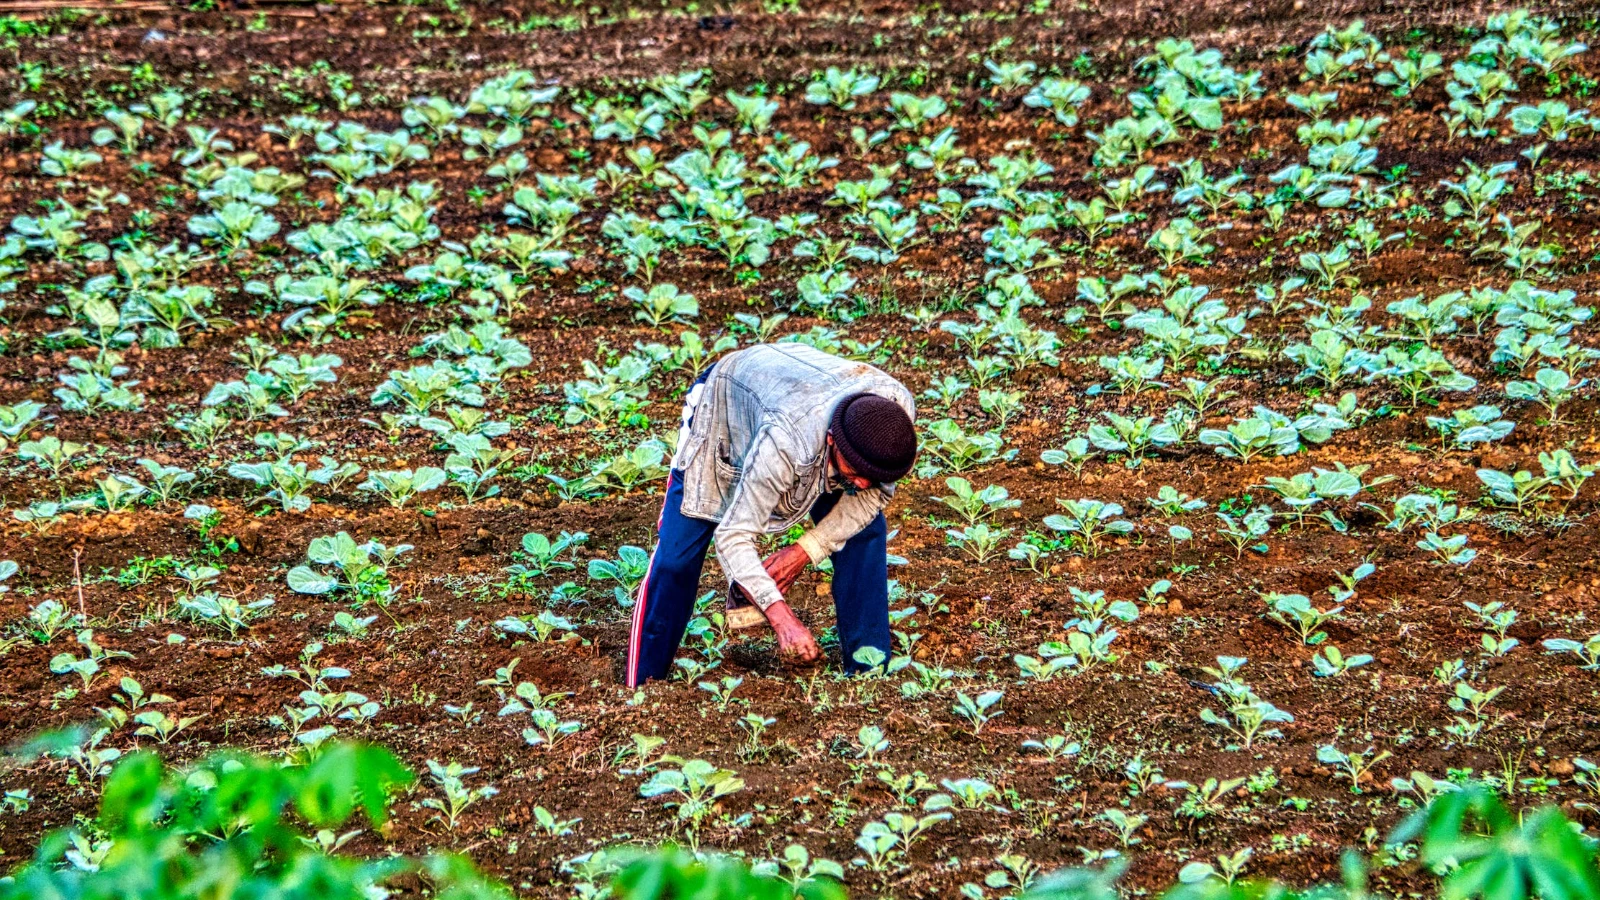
[2,0,1600,896]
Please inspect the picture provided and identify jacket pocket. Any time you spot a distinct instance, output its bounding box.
[771,456,822,523]
[772,486,808,522]
[714,439,743,483]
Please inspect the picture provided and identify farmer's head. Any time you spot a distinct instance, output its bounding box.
[826,393,917,493]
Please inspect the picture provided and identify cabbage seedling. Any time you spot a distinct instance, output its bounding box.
[1262,592,1343,645]
[1507,367,1584,425]
[177,594,274,637]
[357,467,447,508]
[1317,744,1393,793]
[640,758,744,849]
[1418,532,1476,566]
[1179,847,1253,886]
[1542,634,1600,670]
[936,477,1020,525]
[947,523,1011,563]
[1311,645,1373,677]
[421,760,497,831]
[953,690,1004,736]
[1044,499,1134,558]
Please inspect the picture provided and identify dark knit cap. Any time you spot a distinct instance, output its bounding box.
[829,393,917,484]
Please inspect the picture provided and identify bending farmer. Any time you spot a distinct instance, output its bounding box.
[625,343,918,687]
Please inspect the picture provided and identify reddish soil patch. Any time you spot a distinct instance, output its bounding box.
[1,0,1599,897]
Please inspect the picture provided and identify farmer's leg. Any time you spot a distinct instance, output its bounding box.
[626,470,718,687]
[629,363,721,686]
[811,491,892,673]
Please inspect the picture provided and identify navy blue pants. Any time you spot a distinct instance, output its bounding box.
[624,472,891,687]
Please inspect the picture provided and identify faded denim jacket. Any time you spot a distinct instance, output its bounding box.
[671,343,916,611]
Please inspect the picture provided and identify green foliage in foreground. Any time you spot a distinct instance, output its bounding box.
[0,741,507,900]
[1035,784,1600,900]
[1021,783,1600,900]
[1,740,1595,900]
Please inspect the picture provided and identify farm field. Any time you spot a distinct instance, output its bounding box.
[0,0,1599,897]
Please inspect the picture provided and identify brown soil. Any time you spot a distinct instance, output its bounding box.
[2,0,1600,896]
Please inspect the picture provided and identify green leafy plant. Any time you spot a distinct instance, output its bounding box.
[805,67,880,110]
[1312,645,1373,677]
[1261,591,1343,645]
[639,758,745,849]
[286,532,406,602]
[1543,633,1600,670]
[918,419,1016,475]
[1317,743,1393,793]
[1043,499,1134,558]
[176,593,275,637]
[613,846,843,899]
[628,283,699,328]
[953,690,1004,736]
[1216,506,1274,557]
[0,742,506,899]
[1507,367,1584,424]
[588,545,650,609]
[357,466,447,508]
[1390,785,1600,900]
[420,759,498,830]
[1197,657,1293,749]
[947,522,1012,563]
[936,476,1021,525]
[507,530,589,580]
[1178,847,1253,886]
